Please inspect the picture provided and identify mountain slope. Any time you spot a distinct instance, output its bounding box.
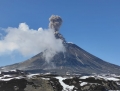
[1,42,120,75]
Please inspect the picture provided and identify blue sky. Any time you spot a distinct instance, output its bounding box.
[0,0,120,66]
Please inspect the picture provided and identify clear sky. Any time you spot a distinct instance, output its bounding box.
[0,0,120,66]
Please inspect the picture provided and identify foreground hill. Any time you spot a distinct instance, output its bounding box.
[0,70,120,91]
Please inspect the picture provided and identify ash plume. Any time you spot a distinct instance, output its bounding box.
[49,15,62,34]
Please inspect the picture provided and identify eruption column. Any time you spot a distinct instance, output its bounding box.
[49,15,62,34]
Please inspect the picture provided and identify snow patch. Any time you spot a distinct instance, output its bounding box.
[80,82,88,86]
[55,76,74,91]
[10,70,17,72]
[0,76,25,81]
[41,78,50,80]
[80,76,90,79]
[27,73,40,78]
[106,77,119,81]
[80,75,120,81]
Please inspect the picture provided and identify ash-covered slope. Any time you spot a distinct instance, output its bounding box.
[1,40,120,75]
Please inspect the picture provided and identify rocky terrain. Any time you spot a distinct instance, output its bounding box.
[0,70,120,91]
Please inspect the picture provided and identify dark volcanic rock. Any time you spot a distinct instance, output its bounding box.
[0,73,120,91]
[49,78,63,91]
[0,78,27,91]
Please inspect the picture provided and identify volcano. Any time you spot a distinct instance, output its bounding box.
[0,15,120,75]
[1,32,120,75]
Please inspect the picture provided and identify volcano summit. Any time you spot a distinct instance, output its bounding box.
[0,15,120,75]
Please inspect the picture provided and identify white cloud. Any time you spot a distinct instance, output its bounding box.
[0,33,3,40]
[0,23,65,62]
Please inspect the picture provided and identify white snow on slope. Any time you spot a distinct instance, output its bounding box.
[0,76,25,81]
[41,78,50,80]
[0,78,14,81]
[55,76,74,91]
[97,75,120,81]
[80,75,120,81]
[80,76,90,79]
[0,73,40,81]
[80,82,88,86]
[106,77,119,81]
[27,73,40,78]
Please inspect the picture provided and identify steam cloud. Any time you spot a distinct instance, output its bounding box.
[49,15,62,33]
[0,21,65,62]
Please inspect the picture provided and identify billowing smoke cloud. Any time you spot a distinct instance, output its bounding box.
[49,15,62,33]
[0,23,65,62]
